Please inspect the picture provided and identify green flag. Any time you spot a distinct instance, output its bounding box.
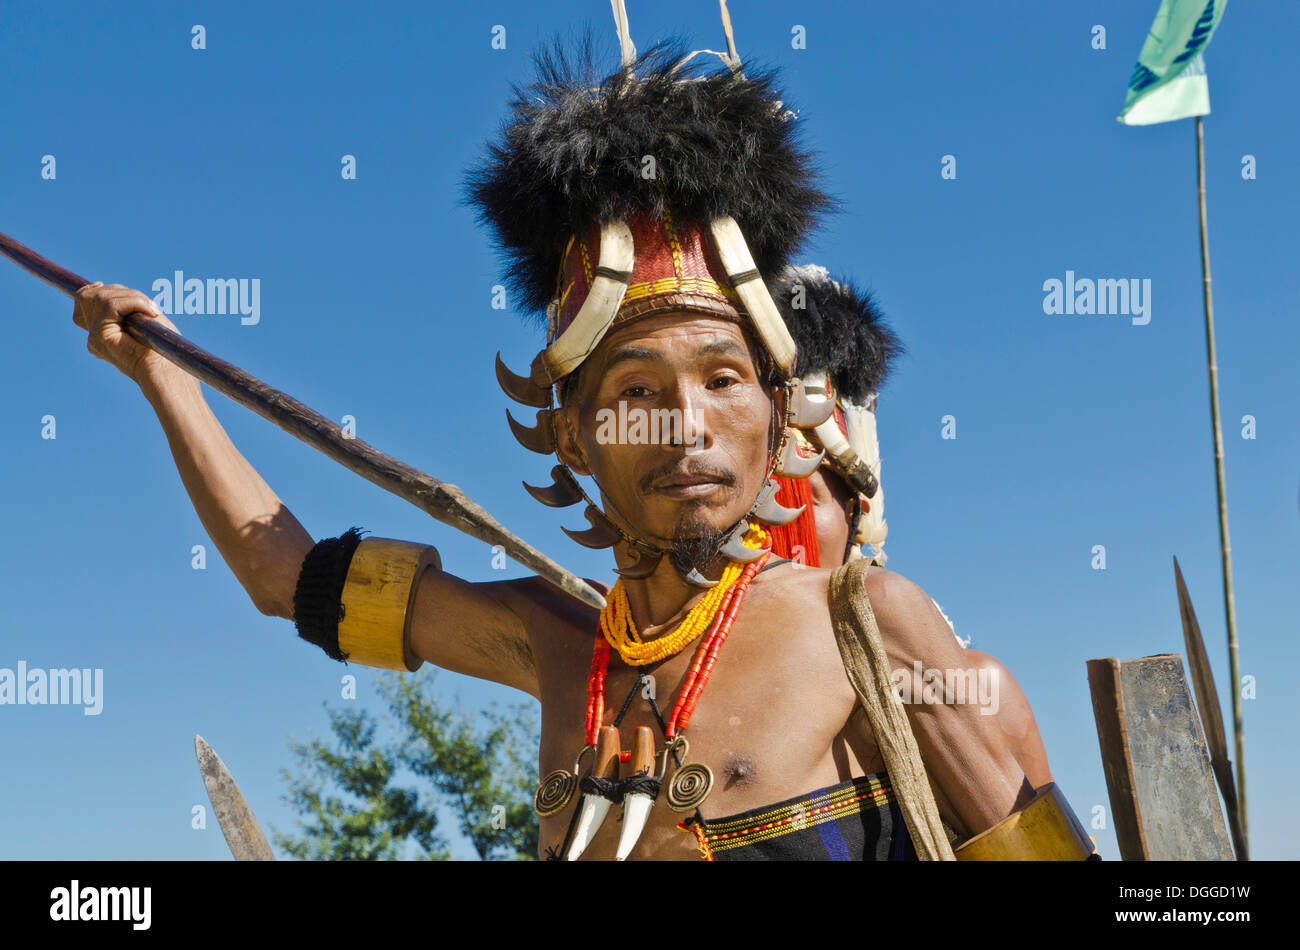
[1118,0,1228,125]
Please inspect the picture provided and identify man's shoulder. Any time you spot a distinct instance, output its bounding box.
[860,564,931,617]
[858,565,965,663]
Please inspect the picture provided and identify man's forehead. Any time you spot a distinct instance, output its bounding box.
[591,314,756,368]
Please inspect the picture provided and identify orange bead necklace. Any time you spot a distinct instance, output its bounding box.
[585,548,769,746]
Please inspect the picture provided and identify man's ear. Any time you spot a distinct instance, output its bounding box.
[554,402,594,477]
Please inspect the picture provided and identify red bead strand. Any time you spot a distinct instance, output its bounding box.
[583,550,770,744]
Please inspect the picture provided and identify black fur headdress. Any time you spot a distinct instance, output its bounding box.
[769,264,903,403]
[464,36,834,318]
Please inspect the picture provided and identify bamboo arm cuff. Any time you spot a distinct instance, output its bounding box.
[294,530,438,672]
[952,783,1099,861]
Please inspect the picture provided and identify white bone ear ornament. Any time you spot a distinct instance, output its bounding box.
[786,370,837,429]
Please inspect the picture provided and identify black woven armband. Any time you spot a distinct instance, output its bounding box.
[293,527,367,662]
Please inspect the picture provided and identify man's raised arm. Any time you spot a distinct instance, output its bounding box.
[72,282,544,694]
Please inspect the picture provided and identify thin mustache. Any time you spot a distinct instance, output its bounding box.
[640,463,737,494]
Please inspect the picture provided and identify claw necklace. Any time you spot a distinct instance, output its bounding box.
[540,532,770,860]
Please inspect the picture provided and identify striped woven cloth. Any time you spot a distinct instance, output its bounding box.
[685,772,917,861]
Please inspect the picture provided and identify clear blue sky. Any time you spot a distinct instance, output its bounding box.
[1,1,1295,860]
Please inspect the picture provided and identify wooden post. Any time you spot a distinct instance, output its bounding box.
[1087,654,1234,860]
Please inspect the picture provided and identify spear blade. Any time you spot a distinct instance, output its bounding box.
[1173,556,1248,860]
[0,230,605,610]
[195,735,275,861]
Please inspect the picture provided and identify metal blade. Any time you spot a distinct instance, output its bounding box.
[0,229,605,610]
[194,735,274,861]
[1173,557,1248,860]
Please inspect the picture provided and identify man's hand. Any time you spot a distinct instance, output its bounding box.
[72,282,188,390]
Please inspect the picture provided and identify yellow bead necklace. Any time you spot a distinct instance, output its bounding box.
[600,525,768,667]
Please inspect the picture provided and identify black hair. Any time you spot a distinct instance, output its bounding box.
[768,266,903,402]
[464,34,834,322]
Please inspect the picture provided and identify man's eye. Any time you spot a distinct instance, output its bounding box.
[709,376,738,389]
[623,385,651,397]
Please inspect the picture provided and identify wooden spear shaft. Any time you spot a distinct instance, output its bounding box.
[1194,116,1246,848]
[0,230,606,611]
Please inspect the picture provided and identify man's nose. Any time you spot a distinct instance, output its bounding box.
[662,384,711,453]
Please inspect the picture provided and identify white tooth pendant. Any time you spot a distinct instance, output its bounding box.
[566,725,621,861]
[615,727,658,861]
[752,477,805,526]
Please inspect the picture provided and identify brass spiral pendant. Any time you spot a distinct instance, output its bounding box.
[533,769,578,817]
[666,762,714,812]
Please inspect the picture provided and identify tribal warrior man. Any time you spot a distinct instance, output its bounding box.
[70,42,1082,860]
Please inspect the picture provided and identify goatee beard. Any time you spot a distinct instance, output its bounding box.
[666,512,742,578]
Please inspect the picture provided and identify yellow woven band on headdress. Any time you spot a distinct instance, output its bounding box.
[337,538,440,672]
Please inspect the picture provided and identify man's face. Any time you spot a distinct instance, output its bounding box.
[556,313,775,565]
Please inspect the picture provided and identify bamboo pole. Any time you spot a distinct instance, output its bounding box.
[1194,115,1246,849]
[0,229,606,611]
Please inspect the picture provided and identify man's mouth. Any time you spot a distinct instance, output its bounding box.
[652,473,726,499]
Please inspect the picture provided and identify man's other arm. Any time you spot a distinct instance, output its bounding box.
[864,568,1036,840]
[966,649,1053,789]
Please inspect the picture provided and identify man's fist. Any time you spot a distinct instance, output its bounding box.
[72,282,184,386]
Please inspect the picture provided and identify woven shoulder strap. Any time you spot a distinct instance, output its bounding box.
[828,557,956,861]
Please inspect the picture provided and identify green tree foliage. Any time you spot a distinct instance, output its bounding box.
[274,672,539,860]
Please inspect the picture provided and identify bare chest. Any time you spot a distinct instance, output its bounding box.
[532,579,881,860]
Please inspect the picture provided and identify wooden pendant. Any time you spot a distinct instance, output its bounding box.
[566,725,622,861]
[615,726,658,861]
